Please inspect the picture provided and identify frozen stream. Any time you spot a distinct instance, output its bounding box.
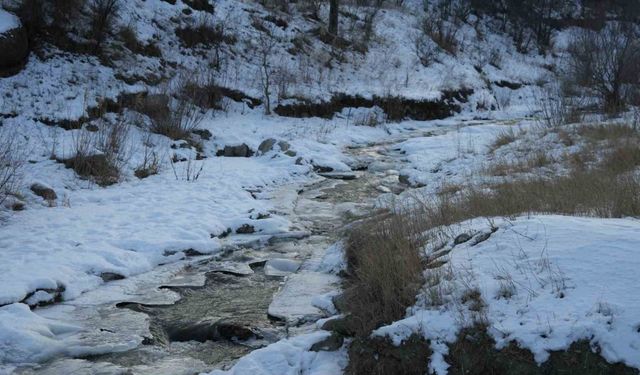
[12,127,446,375]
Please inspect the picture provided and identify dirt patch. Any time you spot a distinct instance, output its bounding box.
[447,326,639,375]
[347,334,431,375]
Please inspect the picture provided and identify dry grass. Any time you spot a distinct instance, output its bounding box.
[489,127,517,151]
[0,129,25,205]
[62,120,131,186]
[343,212,425,336]
[175,16,235,48]
[136,92,205,141]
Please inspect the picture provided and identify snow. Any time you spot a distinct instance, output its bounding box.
[0,303,130,364]
[205,331,347,375]
[375,215,640,373]
[0,155,307,308]
[0,9,19,34]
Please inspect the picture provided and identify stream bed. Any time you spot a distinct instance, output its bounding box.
[12,127,439,375]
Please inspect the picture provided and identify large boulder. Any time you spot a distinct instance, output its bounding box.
[30,183,57,202]
[0,10,29,77]
[258,138,277,154]
[216,144,254,157]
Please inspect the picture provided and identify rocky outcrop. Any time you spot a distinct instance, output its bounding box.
[30,183,57,202]
[0,11,29,77]
[216,144,254,157]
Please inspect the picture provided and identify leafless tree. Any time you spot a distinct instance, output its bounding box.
[568,23,640,113]
[89,0,120,53]
[329,0,339,36]
[255,26,278,115]
[0,129,24,206]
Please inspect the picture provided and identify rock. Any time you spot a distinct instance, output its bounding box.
[295,157,305,165]
[454,233,473,245]
[192,129,212,140]
[398,174,411,185]
[310,332,344,352]
[277,140,290,152]
[215,228,232,238]
[217,144,254,157]
[0,11,29,77]
[216,322,256,341]
[314,165,334,173]
[30,183,57,201]
[166,320,256,343]
[258,138,277,154]
[210,261,254,276]
[471,232,492,246]
[284,150,297,157]
[100,272,126,282]
[319,172,357,180]
[11,201,25,211]
[321,316,357,336]
[235,224,255,234]
[183,248,207,257]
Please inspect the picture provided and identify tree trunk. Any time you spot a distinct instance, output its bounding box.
[329,0,339,36]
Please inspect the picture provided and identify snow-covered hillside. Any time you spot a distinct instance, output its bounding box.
[0,0,639,374]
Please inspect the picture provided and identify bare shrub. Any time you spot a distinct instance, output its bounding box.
[137,84,206,141]
[343,212,424,336]
[254,25,279,114]
[178,73,224,110]
[176,15,235,48]
[135,135,160,179]
[602,141,640,174]
[63,119,130,186]
[0,129,25,206]
[52,0,86,26]
[412,30,438,66]
[170,155,204,182]
[89,0,120,53]
[538,89,582,128]
[119,25,162,57]
[16,0,46,42]
[489,127,516,151]
[419,12,458,55]
[567,23,640,114]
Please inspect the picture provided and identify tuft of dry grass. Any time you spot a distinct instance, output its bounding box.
[343,212,425,336]
[490,128,517,151]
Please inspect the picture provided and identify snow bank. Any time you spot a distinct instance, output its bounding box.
[0,156,307,307]
[376,215,640,373]
[206,331,347,375]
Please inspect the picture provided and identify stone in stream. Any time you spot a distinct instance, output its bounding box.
[210,261,254,276]
[165,320,257,343]
[100,272,126,282]
[319,172,357,180]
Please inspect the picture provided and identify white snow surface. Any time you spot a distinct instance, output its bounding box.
[0,9,19,34]
[375,215,640,373]
[205,331,347,375]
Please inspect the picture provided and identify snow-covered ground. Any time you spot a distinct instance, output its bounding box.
[1,0,638,373]
[375,215,640,374]
[0,8,19,34]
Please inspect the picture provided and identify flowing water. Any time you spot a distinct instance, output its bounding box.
[13,127,442,375]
